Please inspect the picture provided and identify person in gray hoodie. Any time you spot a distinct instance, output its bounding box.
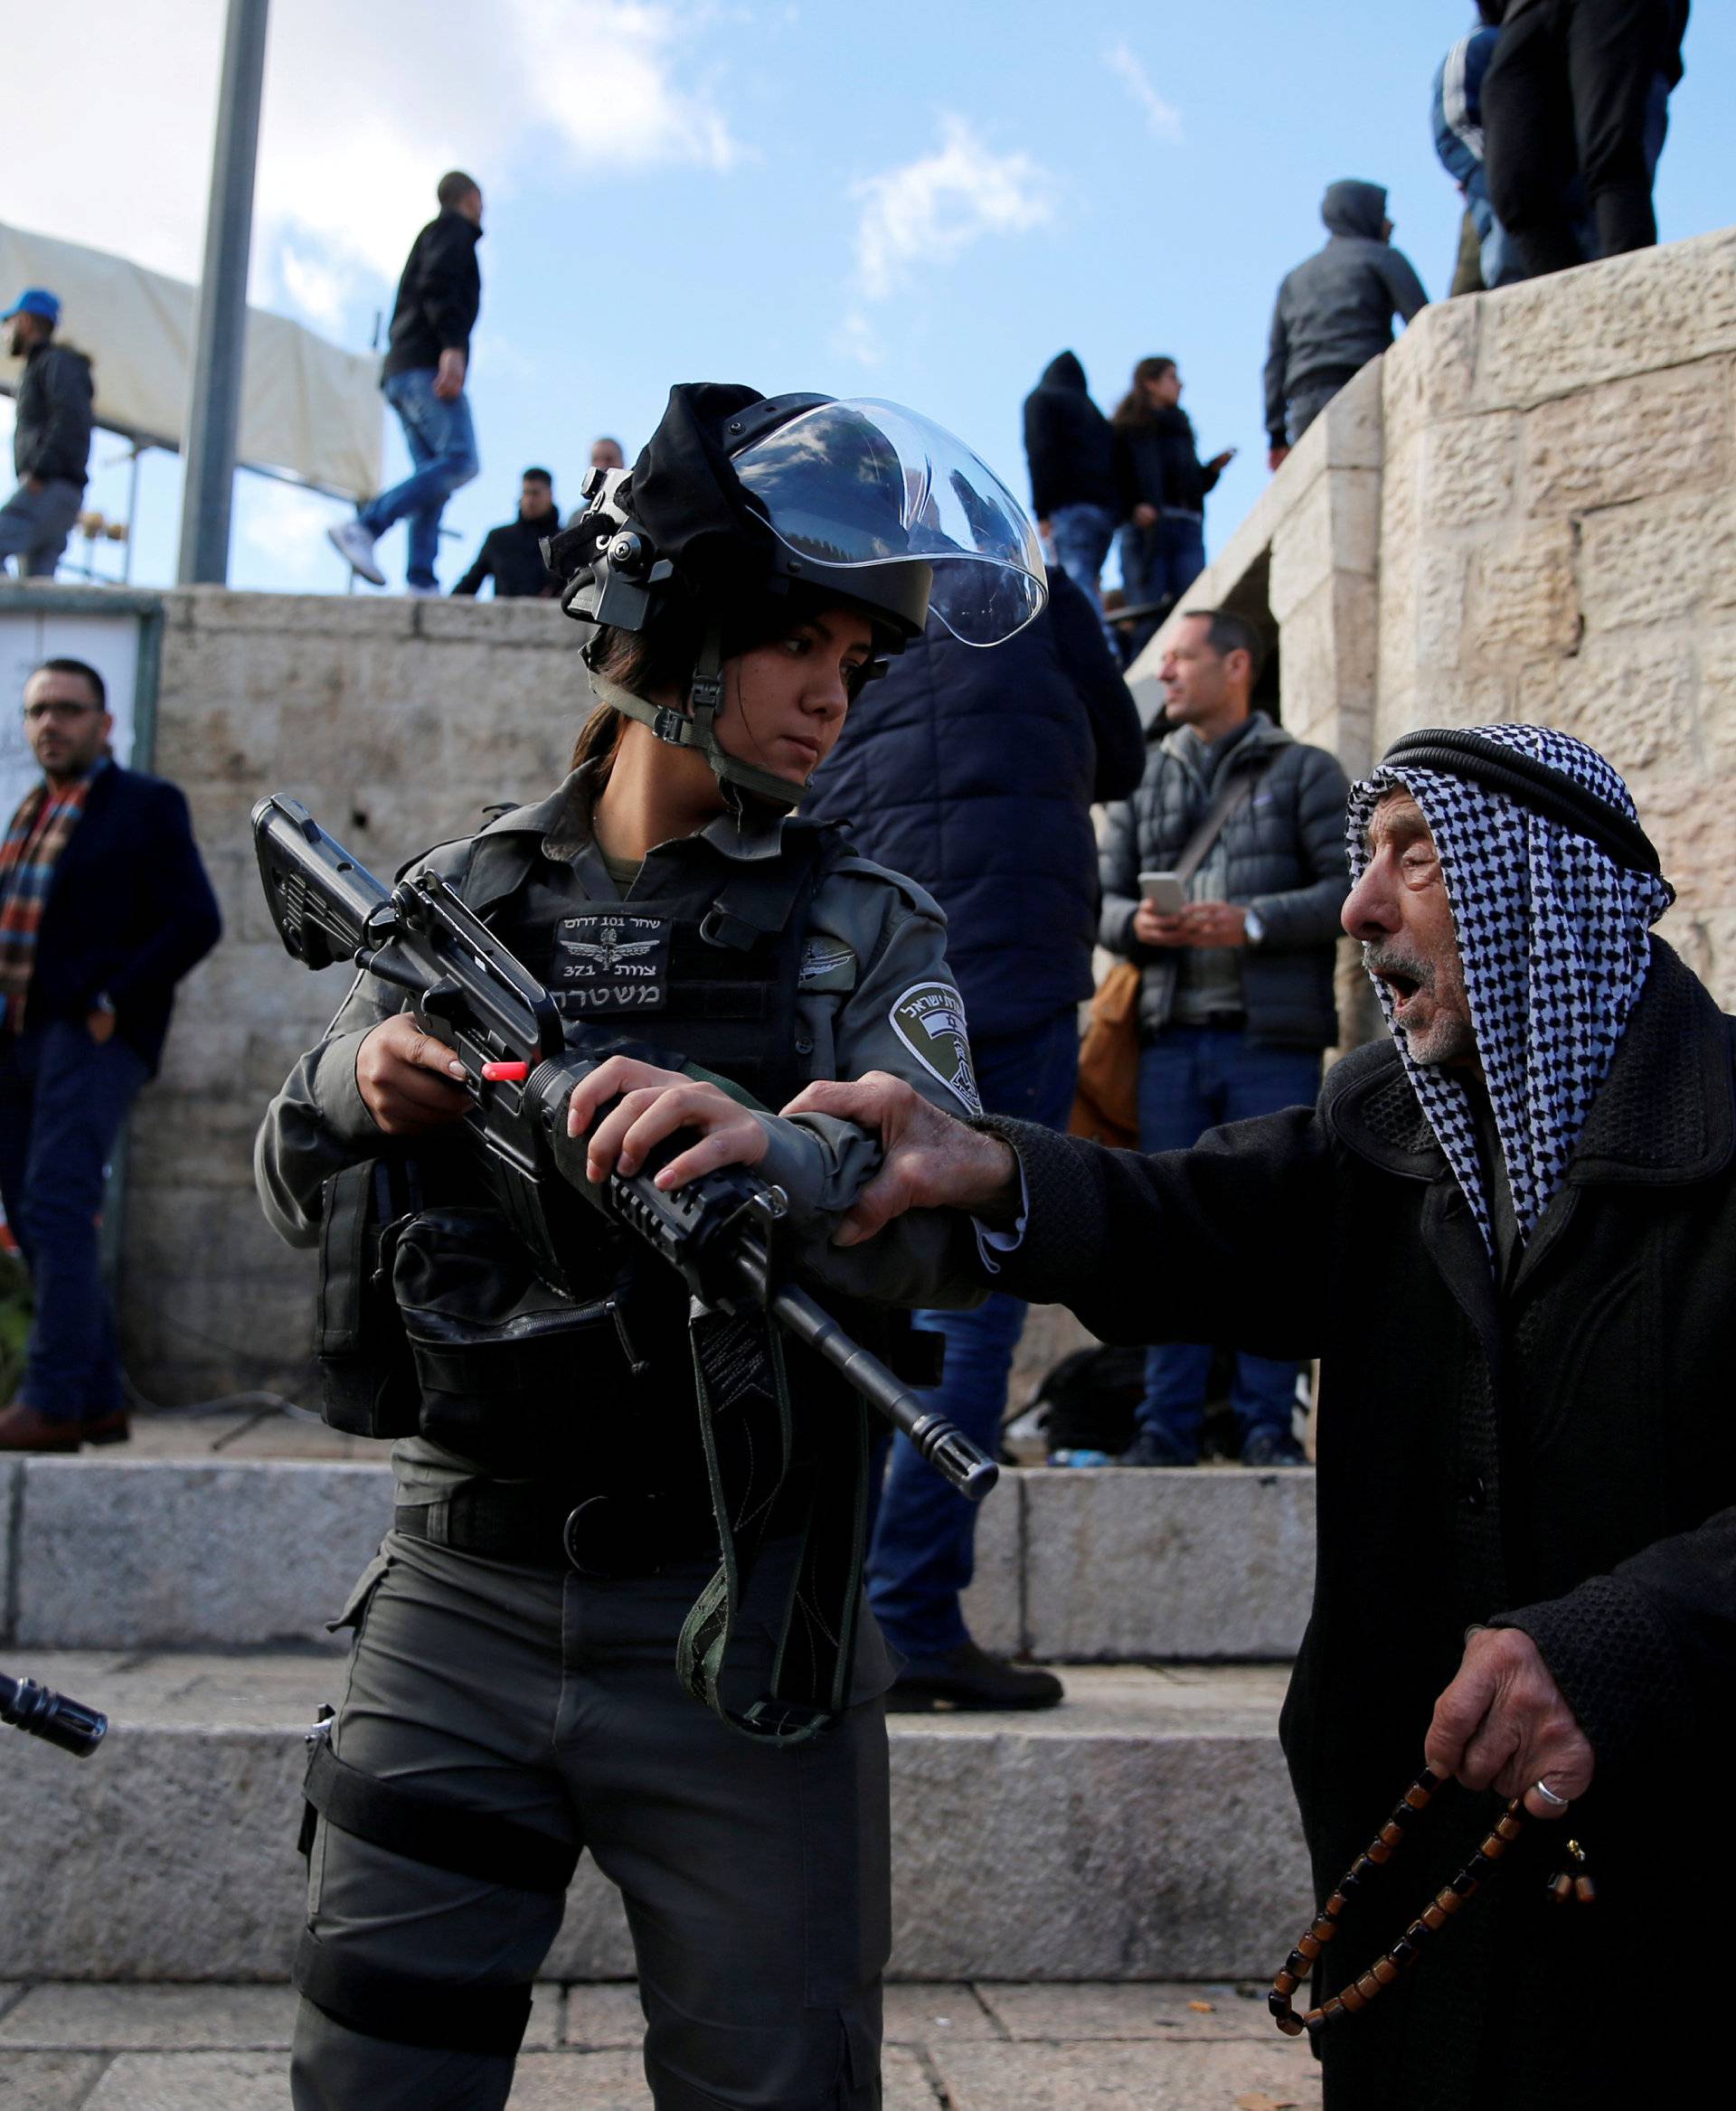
[1263,182,1428,468]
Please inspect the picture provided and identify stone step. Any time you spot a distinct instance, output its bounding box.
[0,1654,1307,1984]
[0,1453,1316,1661]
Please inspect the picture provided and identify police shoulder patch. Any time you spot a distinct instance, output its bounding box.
[888,981,981,1114]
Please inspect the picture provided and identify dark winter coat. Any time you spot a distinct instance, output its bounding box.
[1099,713,1351,1048]
[1112,406,1222,519]
[803,567,1144,1041]
[1264,183,1429,444]
[381,210,483,382]
[1021,352,1119,519]
[12,339,93,488]
[976,938,1735,2108]
[24,764,222,1072]
[451,507,561,598]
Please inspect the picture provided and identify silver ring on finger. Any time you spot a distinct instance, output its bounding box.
[1532,1778,1570,1809]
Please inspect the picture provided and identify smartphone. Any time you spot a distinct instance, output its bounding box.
[1138,871,1186,916]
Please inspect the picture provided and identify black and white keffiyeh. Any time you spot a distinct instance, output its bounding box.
[1346,724,1675,1262]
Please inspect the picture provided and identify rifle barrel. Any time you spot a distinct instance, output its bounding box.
[0,1672,108,1758]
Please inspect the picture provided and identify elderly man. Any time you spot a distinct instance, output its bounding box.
[769,723,1731,2107]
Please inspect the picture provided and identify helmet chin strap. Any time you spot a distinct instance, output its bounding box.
[587,626,812,811]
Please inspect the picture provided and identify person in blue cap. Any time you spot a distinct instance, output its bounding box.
[1,289,93,580]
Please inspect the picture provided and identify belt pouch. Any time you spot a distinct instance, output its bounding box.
[391,1206,632,1469]
[314,1159,420,1439]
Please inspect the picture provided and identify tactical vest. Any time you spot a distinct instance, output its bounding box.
[315,807,851,1469]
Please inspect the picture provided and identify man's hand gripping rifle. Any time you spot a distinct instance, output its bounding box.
[252,795,997,1503]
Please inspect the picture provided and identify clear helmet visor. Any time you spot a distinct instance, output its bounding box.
[731,398,1046,646]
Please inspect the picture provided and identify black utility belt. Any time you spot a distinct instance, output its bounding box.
[394,1480,719,1580]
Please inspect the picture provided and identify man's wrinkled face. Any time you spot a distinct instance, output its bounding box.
[1343,788,1478,1068]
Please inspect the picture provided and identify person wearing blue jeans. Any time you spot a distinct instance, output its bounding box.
[1096,608,1352,1467]
[329,172,485,594]
[1045,501,1119,617]
[1134,1028,1320,1459]
[0,1020,146,1431]
[0,656,220,1454]
[866,1011,1079,1706]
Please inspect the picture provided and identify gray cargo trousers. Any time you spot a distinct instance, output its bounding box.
[291,1530,892,2109]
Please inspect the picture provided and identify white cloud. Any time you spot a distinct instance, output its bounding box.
[1104,42,1184,145]
[5,0,746,337]
[232,474,354,592]
[850,116,1054,306]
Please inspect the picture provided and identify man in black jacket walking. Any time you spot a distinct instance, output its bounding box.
[787,721,1734,2109]
[0,659,221,1454]
[451,467,560,598]
[0,287,93,580]
[329,172,484,595]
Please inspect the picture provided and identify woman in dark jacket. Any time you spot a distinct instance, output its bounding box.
[1111,357,1234,662]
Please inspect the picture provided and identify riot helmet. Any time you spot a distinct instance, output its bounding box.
[546,384,1045,808]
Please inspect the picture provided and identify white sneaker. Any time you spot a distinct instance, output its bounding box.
[404,583,440,598]
[327,519,386,586]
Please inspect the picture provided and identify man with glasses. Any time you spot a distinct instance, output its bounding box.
[0,659,220,1452]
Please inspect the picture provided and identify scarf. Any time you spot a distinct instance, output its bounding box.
[1345,724,1674,1262]
[0,762,103,1031]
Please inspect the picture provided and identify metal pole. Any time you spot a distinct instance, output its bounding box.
[175,0,269,585]
[123,445,142,583]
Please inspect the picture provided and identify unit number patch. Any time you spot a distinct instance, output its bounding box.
[554,911,670,1012]
[888,981,981,1113]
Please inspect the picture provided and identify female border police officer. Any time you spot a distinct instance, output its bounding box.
[255,382,1045,2110]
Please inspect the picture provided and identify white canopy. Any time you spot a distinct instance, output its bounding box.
[0,221,382,500]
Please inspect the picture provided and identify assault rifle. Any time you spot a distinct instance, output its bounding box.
[251,796,998,1503]
[1,1671,107,1757]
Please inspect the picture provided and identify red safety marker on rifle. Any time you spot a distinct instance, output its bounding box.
[479,1060,530,1082]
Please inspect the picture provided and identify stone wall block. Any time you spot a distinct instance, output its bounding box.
[1577,489,1731,633]
[1412,543,1475,674]
[1465,521,1580,668]
[414,597,569,645]
[14,1462,393,1647]
[1696,623,1736,772]
[1477,229,1736,408]
[958,1472,1023,1658]
[1382,298,1478,448]
[1276,580,1338,734]
[1021,1470,1315,1661]
[1423,412,1519,527]
[1317,360,1385,472]
[177,587,415,640]
[1544,634,1695,772]
[1524,361,1730,517]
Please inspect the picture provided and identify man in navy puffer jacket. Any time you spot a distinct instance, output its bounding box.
[803,565,1144,1710]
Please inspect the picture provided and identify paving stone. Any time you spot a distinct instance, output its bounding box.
[1021,1470,1314,1662]
[884,2044,944,2108]
[14,1460,393,1647]
[81,2049,285,2106]
[976,1981,1272,2041]
[562,1983,646,2048]
[883,1984,1002,2042]
[0,2051,108,2108]
[0,1981,299,2048]
[931,2036,1323,2110]
[505,2049,652,2108]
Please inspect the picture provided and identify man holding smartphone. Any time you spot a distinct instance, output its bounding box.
[1098,608,1350,1465]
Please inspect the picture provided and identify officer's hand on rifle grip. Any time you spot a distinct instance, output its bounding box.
[355,1013,471,1136]
[565,1055,769,1191]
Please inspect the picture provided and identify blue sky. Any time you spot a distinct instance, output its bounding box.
[8,1,1733,598]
